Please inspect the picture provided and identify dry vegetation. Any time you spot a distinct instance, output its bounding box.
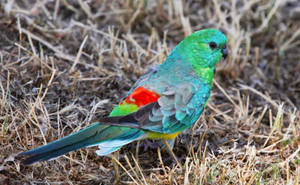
[0,0,299,184]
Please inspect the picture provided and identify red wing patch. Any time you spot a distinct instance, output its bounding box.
[121,86,160,107]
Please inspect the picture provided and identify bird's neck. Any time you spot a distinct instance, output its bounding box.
[168,47,215,86]
[193,66,215,86]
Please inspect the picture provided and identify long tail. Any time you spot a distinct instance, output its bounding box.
[18,123,144,165]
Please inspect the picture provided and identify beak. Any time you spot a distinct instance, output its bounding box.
[222,45,228,59]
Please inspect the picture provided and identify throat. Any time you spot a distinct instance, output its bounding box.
[194,67,215,86]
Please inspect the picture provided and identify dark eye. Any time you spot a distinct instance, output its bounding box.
[209,41,218,49]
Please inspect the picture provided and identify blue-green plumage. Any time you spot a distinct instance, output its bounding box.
[18,29,228,165]
[19,123,144,165]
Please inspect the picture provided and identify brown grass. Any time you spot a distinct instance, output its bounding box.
[0,0,299,184]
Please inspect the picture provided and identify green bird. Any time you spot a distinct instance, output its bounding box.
[18,29,228,165]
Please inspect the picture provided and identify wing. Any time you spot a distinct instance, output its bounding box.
[108,66,161,117]
[125,66,160,97]
[98,82,210,134]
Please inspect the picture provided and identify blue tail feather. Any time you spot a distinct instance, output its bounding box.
[18,122,144,165]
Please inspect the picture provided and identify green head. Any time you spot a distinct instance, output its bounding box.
[171,29,228,83]
[175,29,228,68]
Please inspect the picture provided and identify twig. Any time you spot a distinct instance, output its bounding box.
[18,28,76,62]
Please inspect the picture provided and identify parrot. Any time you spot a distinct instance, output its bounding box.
[18,28,228,165]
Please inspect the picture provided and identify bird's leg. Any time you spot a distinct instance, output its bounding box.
[160,139,175,151]
[135,140,140,163]
[112,151,120,182]
[163,139,182,169]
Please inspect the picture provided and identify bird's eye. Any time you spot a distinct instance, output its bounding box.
[209,41,218,49]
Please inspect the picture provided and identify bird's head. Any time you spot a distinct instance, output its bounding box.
[174,29,228,69]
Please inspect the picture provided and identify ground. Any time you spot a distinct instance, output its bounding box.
[0,0,299,184]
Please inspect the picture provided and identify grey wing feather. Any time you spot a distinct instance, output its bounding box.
[125,66,160,96]
[97,82,207,134]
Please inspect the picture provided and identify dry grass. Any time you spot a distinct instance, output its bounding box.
[0,0,299,184]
